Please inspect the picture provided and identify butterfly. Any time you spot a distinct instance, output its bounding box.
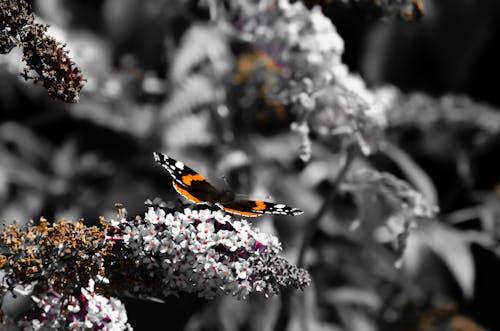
[153,152,304,217]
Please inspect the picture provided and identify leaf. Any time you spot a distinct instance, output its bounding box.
[336,306,377,331]
[345,169,438,254]
[382,141,438,206]
[1,285,33,320]
[0,122,52,163]
[322,287,381,311]
[162,111,215,149]
[161,75,221,121]
[170,24,231,83]
[404,222,475,299]
[52,140,78,178]
[184,296,280,331]
[289,284,344,331]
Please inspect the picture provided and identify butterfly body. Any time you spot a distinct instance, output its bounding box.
[153,152,303,217]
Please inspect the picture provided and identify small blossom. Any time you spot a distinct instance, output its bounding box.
[196,222,215,240]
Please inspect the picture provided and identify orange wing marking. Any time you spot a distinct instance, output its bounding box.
[172,182,202,203]
[251,201,267,211]
[182,173,206,186]
[222,207,260,217]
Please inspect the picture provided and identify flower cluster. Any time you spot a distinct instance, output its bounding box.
[18,280,132,331]
[0,0,85,102]
[220,0,390,156]
[343,169,438,254]
[385,90,500,134]
[0,205,310,329]
[20,23,85,103]
[110,206,310,300]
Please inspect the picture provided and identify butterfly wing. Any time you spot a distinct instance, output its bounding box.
[220,200,304,217]
[173,181,224,204]
[153,153,304,215]
[153,152,219,203]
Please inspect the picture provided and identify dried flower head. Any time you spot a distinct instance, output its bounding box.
[20,23,85,103]
[0,218,114,294]
[0,0,85,102]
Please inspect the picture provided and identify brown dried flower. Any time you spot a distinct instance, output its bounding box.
[0,218,114,294]
[1,0,85,102]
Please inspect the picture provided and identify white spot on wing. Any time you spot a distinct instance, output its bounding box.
[175,161,184,170]
[274,204,286,209]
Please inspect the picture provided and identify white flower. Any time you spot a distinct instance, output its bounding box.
[235,280,251,299]
[196,222,215,240]
[144,237,161,252]
[158,237,176,254]
[67,302,80,313]
[234,261,252,279]
[188,237,215,253]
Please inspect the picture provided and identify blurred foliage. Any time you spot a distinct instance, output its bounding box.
[1,0,500,330]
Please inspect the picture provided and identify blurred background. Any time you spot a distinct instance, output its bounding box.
[2,0,500,330]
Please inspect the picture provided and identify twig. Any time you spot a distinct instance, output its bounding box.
[273,145,357,331]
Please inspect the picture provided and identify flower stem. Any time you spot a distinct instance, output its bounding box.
[297,145,357,268]
[273,145,357,331]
